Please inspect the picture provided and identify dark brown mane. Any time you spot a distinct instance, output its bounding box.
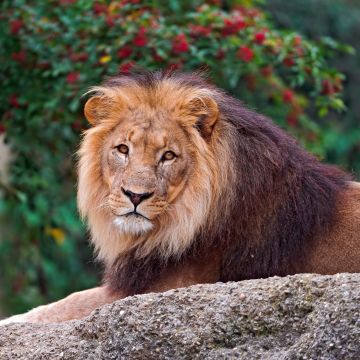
[104,70,351,296]
[216,93,351,281]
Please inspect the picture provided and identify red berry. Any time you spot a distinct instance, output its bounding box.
[10,19,23,34]
[254,32,266,45]
[66,72,79,84]
[117,46,133,59]
[282,89,294,103]
[237,46,254,62]
[0,123,6,134]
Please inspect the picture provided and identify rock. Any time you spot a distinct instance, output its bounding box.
[0,273,359,359]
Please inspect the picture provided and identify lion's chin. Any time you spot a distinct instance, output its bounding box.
[113,215,154,235]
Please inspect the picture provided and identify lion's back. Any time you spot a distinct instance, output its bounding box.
[301,181,360,274]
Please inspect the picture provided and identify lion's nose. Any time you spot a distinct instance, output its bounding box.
[121,187,154,206]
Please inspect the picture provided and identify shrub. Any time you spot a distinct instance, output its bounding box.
[265,0,360,174]
[0,0,349,314]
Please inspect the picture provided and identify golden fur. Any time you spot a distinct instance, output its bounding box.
[78,76,236,265]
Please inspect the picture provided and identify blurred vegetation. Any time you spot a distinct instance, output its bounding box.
[0,0,356,314]
[265,0,360,175]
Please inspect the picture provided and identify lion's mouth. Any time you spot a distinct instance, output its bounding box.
[124,211,150,221]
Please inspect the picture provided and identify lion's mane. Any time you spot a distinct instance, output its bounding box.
[78,70,350,296]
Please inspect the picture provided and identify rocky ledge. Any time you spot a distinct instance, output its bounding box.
[0,273,359,359]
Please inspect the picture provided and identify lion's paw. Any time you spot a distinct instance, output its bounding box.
[0,314,28,326]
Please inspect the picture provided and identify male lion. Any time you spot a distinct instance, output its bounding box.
[2,70,360,324]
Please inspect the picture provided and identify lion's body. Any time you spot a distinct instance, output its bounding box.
[2,70,360,325]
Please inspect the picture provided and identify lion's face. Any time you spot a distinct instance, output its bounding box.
[78,75,233,262]
[102,108,194,235]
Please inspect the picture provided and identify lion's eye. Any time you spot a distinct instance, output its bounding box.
[162,151,176,161]
[116,144,129,155]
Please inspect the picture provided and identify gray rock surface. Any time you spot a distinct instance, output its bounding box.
[0,273,359,359]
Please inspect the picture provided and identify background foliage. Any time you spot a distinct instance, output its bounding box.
[265,0,360,175]
[0,0,357,315]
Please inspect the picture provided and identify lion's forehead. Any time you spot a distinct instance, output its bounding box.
[127,126,167,149]
[116,115,187,153]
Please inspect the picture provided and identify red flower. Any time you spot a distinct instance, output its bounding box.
[261,66,272,77]
[282,89,294,103]
[121,0,140,4]
[321,80,335,95]
[93,2,107,15]
[294,35,302,46]
[71,52,88,62]
[245,74,256,91]
[283,56,295,67]
[333,78,343,93]
[10,19,23,34]
[296,47,305,57]
[190,25,212,37]
[216,49,225,60]
[172,34,189,54]
[237,46,254,62]
[152,50,163,62]
[9,94,20,108]
[307,132,317,141]
[222,17,246,37]
[286,113,298,126]
[11,51,26,63]
[254,32,266,45]
[106,15,115,27]
[0,123,6,134]
[117,46,133,59]
[36,61,50,70]
[133,27,148,47]
[167,63,182,71]
[71,120,83,131]
[120,62,134,73]
[66,72,79,84]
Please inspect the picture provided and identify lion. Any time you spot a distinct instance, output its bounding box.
[1,70,360,325]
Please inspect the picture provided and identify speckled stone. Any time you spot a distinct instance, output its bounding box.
[0,273,359,359]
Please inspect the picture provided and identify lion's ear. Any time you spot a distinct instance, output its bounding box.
[188,97,219,139]
[84,96,111,125]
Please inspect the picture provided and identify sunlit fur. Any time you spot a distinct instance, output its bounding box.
[78,71,237,266]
